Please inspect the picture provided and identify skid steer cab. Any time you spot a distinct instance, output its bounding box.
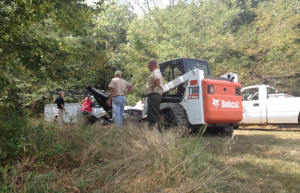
[143,58,243,135]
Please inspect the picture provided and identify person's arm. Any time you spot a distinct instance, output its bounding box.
[53,96,56,103]
[80,99,84,106]
[107,87,115,107]
[61,104,67,113]
[109,87,115,100]
[127,85,134,94]
[153,79,160,89]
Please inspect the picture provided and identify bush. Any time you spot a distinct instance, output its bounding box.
[0,114,66,166]
[0,115,27,165]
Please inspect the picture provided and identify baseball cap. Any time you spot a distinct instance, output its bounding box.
[115,70,122,76]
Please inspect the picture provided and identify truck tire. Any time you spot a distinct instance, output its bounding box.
[222,126,234,136]
[160,104,188,130]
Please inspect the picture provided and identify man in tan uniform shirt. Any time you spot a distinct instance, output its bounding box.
[108,71,134,126]
[144,60,163,131]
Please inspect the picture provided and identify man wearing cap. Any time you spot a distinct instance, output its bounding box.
[144,60,163,131]
[108,71,134,126]
[53,91,67,125]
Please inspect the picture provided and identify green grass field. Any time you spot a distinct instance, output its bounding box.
[1,121,300,192]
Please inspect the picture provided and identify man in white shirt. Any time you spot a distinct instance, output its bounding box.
[144,60,163,131]
[108,71,134,126]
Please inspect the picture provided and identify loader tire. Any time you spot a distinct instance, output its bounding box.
[160,104,188,130]
[222,126,234,136]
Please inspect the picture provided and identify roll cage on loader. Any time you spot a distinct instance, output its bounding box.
[145,58,243,135]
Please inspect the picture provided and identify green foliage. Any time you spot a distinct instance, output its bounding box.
[0,0,299,114]
[0,166,13,192]
[0,0,104,112]
[0,115,28,164]
[23,173,53,193]
[0,114,66,166]
[114,0,299,96]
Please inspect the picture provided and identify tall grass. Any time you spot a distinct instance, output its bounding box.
[1,120,229,192]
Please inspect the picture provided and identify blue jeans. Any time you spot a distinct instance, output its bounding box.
[112,96,126,126]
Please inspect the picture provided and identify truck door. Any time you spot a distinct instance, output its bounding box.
[242,87,262,123]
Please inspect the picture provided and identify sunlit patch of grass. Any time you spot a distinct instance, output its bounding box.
[202,129,300,192]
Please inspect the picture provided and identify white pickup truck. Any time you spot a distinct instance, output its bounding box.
[241,85,300,125]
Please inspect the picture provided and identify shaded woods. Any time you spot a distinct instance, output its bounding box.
[1,0,299,114]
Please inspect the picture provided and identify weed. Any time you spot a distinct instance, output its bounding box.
[0,115,66,166]
[2,120,300,192]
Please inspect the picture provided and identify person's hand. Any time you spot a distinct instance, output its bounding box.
[106,99,111,107]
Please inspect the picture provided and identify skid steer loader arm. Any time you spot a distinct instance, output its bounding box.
[87,86,111,112]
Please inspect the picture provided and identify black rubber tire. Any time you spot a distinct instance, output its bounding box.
[123,109,142,123]
[234,125,239,130]
[160,104,188,130]
[222,126,234,136]
[160,110,173,129]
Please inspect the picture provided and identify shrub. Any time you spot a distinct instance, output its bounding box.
[0,115,28,165]
[0,114,66,166]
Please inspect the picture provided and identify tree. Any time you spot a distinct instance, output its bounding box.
[0,0,102,113]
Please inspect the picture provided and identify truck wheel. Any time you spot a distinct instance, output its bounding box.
[160,104,188,130]
[160,109,175,130]
[123,110,142,123]
[222,126,234,136]
[298,112,300,124]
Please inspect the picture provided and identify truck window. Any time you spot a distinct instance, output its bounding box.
[267,87,276,99]
[187,60,209,75]
[242,88,259,101]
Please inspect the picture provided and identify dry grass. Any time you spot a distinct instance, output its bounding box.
[203,126,300,193]
[2,121,300,193]
[2,121,227,192]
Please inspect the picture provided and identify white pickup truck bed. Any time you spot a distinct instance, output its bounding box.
[44,103,105,123]
[241,85,300,124]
